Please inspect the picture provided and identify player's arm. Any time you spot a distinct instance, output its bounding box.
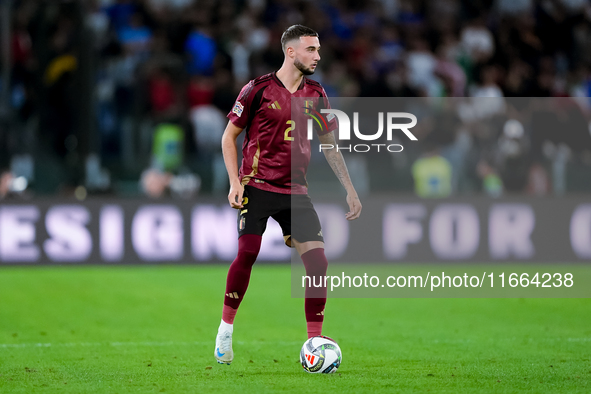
[318,131,362,220]
[221,120,245,208]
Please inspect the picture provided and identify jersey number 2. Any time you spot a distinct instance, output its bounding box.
[284,120,294,141]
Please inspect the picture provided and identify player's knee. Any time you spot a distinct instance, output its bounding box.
[237,243,261,262]
[316,254,329,272]
[309,263,328,277]
[237,234,262,262]
[237,247,259,263]
[304,249,328,276]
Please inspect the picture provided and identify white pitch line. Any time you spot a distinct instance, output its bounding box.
[0,340,302,349]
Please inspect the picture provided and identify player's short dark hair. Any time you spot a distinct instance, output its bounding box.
[281,25,318,52]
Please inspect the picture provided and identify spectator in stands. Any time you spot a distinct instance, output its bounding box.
[185,25,216,76]
[411,128,454,198]
[141,122,200,198]
[0,171,13,199]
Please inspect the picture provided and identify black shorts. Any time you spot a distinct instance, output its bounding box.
[237,185,324,247]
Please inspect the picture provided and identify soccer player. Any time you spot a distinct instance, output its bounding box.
[214,25,362,365]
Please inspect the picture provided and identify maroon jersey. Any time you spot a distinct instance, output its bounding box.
[227,72,337,194]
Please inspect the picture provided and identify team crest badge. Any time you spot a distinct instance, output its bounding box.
[239,217,246,230]
[232,101,244,117]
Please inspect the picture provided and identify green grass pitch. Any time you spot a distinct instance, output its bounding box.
[1,265,590,393]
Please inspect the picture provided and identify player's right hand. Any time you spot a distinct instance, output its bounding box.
[228,183,244,209]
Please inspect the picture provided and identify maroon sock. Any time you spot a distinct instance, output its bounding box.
[301,248,328,337]
[222,305,238,325]
[223,234,262,320]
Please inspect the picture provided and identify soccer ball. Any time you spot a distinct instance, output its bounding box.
[300,335,342,373]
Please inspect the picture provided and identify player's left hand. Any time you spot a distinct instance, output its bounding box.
[345,193,362,220]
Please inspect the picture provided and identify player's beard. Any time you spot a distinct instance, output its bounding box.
[294,58,315,75]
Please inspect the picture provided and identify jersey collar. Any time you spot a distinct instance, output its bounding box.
[273,72,305,92]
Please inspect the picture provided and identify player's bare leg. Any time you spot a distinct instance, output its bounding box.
[215,234,262,364]
[294,240,328,338]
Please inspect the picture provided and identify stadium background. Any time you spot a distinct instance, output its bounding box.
[1,1,590,393]
[1,0,591,265]
[2,0,591,198]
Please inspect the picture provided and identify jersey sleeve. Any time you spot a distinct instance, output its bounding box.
[227,80,255,129]
[317,87,338,136]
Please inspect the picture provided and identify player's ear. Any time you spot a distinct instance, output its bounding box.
[285,40,297,58]
[286,45,295,58]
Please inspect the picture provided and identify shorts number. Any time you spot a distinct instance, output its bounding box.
[285,120,294,141]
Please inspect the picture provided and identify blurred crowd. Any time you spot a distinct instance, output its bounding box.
[1,0,591,199]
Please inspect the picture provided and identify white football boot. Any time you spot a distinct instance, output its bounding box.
[214,323,234,365]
